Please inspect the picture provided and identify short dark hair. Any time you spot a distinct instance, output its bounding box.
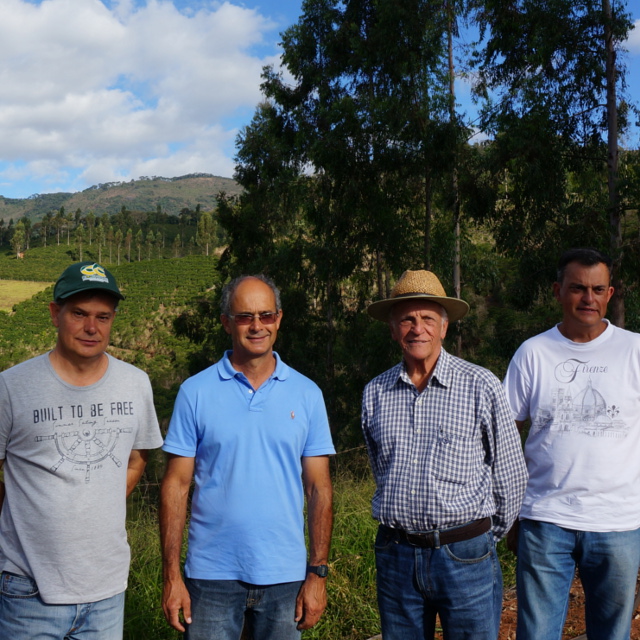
[556,248,612,284]
[220,275,282,316]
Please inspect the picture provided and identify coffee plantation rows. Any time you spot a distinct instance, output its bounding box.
[0,248,222,420]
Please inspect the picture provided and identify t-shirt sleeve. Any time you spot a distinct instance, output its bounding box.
[163,383,199,457]
[503,348,533,422]
[302,388,335,457]
[132,372,164,450]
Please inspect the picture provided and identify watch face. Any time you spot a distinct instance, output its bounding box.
[309,564,328,577]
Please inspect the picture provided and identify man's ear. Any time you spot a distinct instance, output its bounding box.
[49,301,61,328]
[220,314,232,335]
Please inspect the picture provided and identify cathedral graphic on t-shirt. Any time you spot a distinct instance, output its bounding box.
[531,377,627,438]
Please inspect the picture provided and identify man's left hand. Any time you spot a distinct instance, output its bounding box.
[295,573,327,630]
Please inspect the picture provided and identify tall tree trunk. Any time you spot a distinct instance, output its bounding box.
[376,249,384,298]
[424,169,432,270]
[448,3,462,355]
[603,0,624,326]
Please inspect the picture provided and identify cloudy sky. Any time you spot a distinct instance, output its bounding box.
[0,0,639,200]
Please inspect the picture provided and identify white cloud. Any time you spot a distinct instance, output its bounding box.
[628,19,640,54]
[0,0,284,195]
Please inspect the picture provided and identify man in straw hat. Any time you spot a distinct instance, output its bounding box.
[362,269,527,640]
[0,261,163,639]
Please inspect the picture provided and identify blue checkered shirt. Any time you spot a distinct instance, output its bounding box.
[362,349,527,540]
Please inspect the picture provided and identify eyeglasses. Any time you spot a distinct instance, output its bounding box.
[228,312,279,326]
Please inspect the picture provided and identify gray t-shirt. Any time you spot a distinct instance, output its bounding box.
[0,353,163,604]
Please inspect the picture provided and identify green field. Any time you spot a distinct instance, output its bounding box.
[0,279,52,312]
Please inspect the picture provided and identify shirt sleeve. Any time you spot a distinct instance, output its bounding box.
[132,372,164,450]
[484,377,528,540]
[162,383,199,457]
[503,349,533,422]
[302,388,335,457]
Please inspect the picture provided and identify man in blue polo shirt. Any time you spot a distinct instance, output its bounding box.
[160,274,335,640]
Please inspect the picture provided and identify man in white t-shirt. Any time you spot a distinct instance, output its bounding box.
[504,248,640,640]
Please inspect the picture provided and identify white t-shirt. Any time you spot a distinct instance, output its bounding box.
[504,321,640,531]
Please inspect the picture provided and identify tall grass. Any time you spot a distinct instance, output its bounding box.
[125,458,517,639]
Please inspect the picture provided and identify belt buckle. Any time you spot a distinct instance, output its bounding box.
[407,530,438,548]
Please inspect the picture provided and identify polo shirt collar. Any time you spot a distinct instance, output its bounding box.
[219,350,290,381]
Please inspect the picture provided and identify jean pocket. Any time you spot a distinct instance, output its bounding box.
[0,572,39,598]
[444,531,493,563]
[374,526,398,552]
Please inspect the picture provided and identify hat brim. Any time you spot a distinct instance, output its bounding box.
[367,294,469,323]
[57,286,125,302]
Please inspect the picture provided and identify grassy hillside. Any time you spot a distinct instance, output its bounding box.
[0,173,242,221]
[0,245,222,421]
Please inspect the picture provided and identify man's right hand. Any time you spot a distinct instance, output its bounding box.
[506,519,520,556]
[162,576,192,632]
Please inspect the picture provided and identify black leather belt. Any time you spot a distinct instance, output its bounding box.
[382,517,492,548]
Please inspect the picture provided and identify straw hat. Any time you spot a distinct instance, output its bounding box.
[367,269,469,323]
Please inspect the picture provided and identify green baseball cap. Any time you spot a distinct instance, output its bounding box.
[53,262,125,302]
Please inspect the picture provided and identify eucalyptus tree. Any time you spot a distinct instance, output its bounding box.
[86,212,96,245]
[262,0,465,280]
[474,0,635,323]
[55,207,65,245]
[146,230,155,260]
[66,210,75,245]
[19,216,32,250]
[11,220,25,258]
[125,228,133,262]
[136,229,144,261]
[196,211,215,256]
[41,212,52,247]
[218,0,477,433]
[75,223,85,261]
[115,229,123,265]
[172,233,181,258]
[107,225,115,262]
[95,222,105,262]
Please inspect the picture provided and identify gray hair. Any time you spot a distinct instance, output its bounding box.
[220,274,282,316]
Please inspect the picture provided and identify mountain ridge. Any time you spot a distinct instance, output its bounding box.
[0,173,242,221]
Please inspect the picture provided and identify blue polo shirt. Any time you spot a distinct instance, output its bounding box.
[163,351,335,584]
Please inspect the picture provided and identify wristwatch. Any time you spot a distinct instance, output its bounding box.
[307,564,329,578]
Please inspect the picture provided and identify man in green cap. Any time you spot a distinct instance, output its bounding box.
[0,261,163,639]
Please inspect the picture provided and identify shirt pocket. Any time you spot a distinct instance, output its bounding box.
[429,427,480,486]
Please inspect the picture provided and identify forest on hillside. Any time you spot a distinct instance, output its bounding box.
[0,0,639,450]
[0,174,241,219]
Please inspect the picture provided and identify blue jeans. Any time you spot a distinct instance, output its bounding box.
[184,578,303,640]
[374,524,502,640]
[0,572,124,639]
[517,519,640,640]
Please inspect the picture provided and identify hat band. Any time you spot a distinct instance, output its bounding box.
[392,292,445,300]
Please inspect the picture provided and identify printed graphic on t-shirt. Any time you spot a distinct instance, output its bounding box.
[33,401,135,482]
[530,357,626,438]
